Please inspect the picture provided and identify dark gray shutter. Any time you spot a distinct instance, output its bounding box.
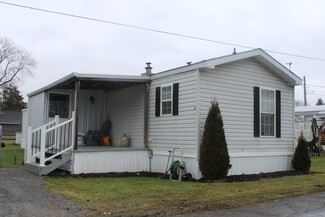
[173,83,179,116]
[276,90,281,138]
[254,87,260,137]
[155,87,160,117]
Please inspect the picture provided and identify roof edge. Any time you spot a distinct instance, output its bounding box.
[27,73,151,97]
[151,48,302,86]
[27,73,77,97]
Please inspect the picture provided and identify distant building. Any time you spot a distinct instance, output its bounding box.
[295,105,325,142]
[0,111,22,137]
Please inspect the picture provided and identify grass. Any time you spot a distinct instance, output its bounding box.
[44,157,325,216]
[0,140,25,168]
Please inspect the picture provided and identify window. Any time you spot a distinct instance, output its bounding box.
[161,85,172,115]
[254,87,281,138]
[155,83,179,117]
[48,93,69,118]
[260,89,275,136]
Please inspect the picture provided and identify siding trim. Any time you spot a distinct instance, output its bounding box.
[172,83,179,116]
[155,87,160,117]
[254,86,260,137]
[276,90,281,138]
[195,69,201,160]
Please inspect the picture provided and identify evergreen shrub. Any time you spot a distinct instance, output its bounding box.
[199,100,231,180]
[292,134,311,172]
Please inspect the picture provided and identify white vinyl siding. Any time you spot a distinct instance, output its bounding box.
[149,70,197,152]
[105,85,145,148]
[28,89,74,129]
[77,89,105,134]
[27,92,46,129]
[199,58,294,155]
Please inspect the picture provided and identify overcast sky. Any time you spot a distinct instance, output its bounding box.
[1,0,325,105]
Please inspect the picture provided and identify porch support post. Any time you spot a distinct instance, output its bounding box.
[54,115,59,147]
[26,127,33,163]
[144,83,150,148]
[39,125,46,166]
[71,111,76,150]
[54,115,60,125]
[73,80,80,150]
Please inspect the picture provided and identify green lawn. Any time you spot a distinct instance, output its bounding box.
[45,157,325,216]
[0,140,25,168]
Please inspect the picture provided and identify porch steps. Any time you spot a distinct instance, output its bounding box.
[24,151,72,176]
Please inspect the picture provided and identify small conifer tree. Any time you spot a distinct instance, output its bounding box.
[292,134,311,172]
[199,100,230,180]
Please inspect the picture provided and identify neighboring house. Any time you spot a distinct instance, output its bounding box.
[0,111,22,138]
[295,105,325,143]
[24,49,302,177]
[21,108,28,148]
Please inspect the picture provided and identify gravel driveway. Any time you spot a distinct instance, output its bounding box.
[0,168,99,217]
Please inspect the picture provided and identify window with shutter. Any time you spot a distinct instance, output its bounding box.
[254,87,281,137]
[155,83,179,117]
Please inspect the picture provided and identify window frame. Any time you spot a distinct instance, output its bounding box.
[260,88,276,137]
[48,92,70,119]
[160,84,173,116]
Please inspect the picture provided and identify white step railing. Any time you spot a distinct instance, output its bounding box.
[26,111,76,166]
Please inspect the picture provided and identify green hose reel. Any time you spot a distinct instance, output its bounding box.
[170,160,180,176]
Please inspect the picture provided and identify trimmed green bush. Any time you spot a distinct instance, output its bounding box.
[199,100,230,180]
[292,134,311,172]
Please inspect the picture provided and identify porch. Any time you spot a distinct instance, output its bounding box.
[24,111,152,175]
[24,73,151,175]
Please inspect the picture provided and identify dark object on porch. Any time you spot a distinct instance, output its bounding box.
[101,111,112,145]
[85,130,102,146]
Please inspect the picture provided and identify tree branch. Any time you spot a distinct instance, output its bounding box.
[0,36,35,88]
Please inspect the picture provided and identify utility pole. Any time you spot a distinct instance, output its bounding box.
[303,76,307,106]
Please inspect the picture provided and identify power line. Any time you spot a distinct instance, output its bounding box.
[307,90,325,94]
[1,1,325,62]
[0,1,254,49]
[306,93,325,96]
[307,84,325,88]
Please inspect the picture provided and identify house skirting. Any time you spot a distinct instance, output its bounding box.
[150,152,293,179]
[70,148,293,178]
[228,153,293,176]
[72,148,150,174]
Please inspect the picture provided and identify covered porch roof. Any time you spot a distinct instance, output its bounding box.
[295,105,325,117]
[27,72,151,96]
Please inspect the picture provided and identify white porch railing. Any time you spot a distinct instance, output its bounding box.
[26,111,76,166]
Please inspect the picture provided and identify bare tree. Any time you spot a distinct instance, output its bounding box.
[0,37,35,87]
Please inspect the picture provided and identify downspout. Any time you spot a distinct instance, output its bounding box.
[73,80,80,151]
[142,63,152,172]
[144,82,152,172]
[144,82,150,148]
